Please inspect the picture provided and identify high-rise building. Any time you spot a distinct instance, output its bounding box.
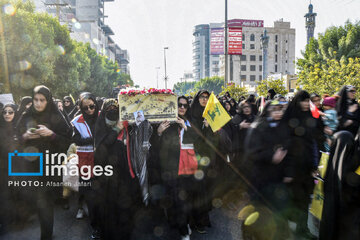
[192,19,295,91]
[33,0,130,74]
[305,2,317,44]
[193,24,209,81]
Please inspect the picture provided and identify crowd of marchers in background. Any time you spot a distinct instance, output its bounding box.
[0,85,359,240]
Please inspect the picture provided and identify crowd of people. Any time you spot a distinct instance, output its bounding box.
[0,85,359,240]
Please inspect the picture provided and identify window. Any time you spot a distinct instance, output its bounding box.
[241,65,246,71]
[250,55,256,61]
[212,61,219,65]
[286,40,288,43]
[250,44,255,49]
[259,75,262,81]
[241,75,247,81]
[242,34,245,41]
[241,55,246,61]
[275,35,278,42]
[275,65,278,72]
[259,55,263,61]
[286,60,288,63]
[275,55,278,63]
[250,34,255,41]
[242,43,245,49]
[275,45,278,52]
[286,50,288,54]
[250,65,256,71]
[259,65,262,71]
[250,75,256,81]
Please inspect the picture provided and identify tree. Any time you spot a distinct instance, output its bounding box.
[194,76,224,94]
[256,77,288,97]
[299,58,360,97]
[297,20,360,97]
[219,84,248,100]
[173,81,196,95]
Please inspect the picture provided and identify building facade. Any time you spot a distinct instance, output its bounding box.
[193,19,295,92]
[34,0,130,74]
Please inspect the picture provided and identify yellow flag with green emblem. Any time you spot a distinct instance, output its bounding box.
[202,92,231,132]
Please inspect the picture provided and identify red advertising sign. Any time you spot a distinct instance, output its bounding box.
[228,19,264,28]
[228,27,242,55]
[210,28,224,55]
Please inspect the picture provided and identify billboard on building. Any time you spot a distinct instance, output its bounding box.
[228,27,242,55]
[210,28,224,55]
[228,19,264,28]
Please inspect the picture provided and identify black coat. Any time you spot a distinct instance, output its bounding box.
[319,131,360,240]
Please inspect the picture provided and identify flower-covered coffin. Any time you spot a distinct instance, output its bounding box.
[118,89,178,123]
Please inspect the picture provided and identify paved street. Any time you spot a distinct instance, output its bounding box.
[0,193,244,240]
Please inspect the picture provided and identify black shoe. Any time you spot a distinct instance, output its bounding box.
[91,230,101,239]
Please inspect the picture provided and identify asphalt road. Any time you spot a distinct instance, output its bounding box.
[0,192,244,240]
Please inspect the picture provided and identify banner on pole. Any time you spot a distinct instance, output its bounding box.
[210,28,225,55]
[228,27,242,55]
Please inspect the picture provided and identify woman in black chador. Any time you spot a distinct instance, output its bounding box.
[16,85,72,240]
[336,85,360,136]
[0,104,18,233]
[94,99,142,240]
[243,100,290,240]
[319,131,360,240]
[62,96,75,119]
[282,90,324,240]
[188,90,220,233]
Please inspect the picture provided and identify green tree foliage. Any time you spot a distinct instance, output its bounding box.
[194,76,224,94]
[220,84,248,100]
[256,77,288,97]
[0,0,132,100]
[173,81,196,95]
[297,21,360,97]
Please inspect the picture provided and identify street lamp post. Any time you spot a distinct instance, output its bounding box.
[164,47,169,89]
[155,67,160,88]
[224,0,228,87]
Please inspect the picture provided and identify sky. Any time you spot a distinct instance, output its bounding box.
[105,0,360,89]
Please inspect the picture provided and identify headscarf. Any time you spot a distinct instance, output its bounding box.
[63,96,74,115]
[16,85,72,149]
[189,90,209,122]
[336,85,357,117]
[282,90,311,121]
[0,103,18,129]
[94,98,119,149]
[78,92,99,134]
[17,96,32,116]
[267,89,276,100]
[178,95,190,120]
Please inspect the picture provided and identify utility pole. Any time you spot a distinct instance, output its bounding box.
[164,47,169,89]
[224,0,228,87]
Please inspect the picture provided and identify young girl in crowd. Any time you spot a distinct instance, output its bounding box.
[321,97,338,152]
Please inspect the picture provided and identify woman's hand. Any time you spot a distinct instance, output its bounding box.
[203,119,209,128]
[36,125,54,137]
[324,126,333,135]
[239,120,251,129]
[176,117,187,130]
[23,129,41,140]
[272,148,287,164]
[348,104,358,113]
[157,120,170,136]
[344,119,353,127]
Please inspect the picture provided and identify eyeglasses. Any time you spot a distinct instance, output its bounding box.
[3,111,14,115]
[82,104,95,111]
[199,96,209,100]
[64,100,71,103]
[178,103,189,109]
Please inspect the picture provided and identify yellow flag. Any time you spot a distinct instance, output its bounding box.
[202,92,231,132]
[69,94,75,105]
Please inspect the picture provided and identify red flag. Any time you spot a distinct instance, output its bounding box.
[310,100,320,119]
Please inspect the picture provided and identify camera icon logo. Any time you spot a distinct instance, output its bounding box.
[8,150,43,176]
